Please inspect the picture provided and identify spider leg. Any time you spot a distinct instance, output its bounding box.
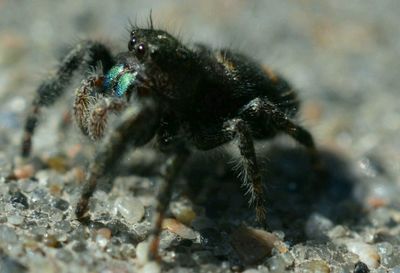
[55,110,73,147]
[191,119,267,226]
[87,97,127,141]
[190,96,322,227]
[240,97,324,182]
[74,74,104,136]
[148,149,190,261]
[227,119,267,225]
[74,70,127,140]
[75,99,159,220]
[21,41,114,157]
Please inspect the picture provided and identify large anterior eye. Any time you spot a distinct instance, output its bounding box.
[136,43,146,56]
[128,36,136,51]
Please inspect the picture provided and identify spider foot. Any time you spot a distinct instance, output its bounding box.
[75,198,90,222]
[255,204,268,230]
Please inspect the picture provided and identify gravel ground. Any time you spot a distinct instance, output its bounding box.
[1,1,400,272]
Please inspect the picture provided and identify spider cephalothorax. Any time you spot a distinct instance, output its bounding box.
[21,23,322,261]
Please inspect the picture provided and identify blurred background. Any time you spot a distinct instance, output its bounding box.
[1,1,400,272]
[1,0,400,162]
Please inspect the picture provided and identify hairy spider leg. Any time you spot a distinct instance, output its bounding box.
[240,97,325,185]
[240,98,317,157]
[74,74,104,136]
[191,118,267,226]
[75,99,159,220]
[74,74,128,140]
[190,96,321,227]
[87,97,127,140]
[228,119,267,225]
[148,149,190,261]
[249,98,328,183]
[75,96,189,261]
[21,41,114,157]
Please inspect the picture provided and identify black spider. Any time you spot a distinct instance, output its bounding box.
[21,20,321,260]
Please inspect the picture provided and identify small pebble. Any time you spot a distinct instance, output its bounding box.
[30,225,47,237]
[305,213,333,240]
[72,241,87,252]
[12,164,34,179]
[136,241,150,264]
[230,225,283,265]
[97,227,112,239]
[43,234,62,248]
[327,225,348,239]
[345,240,380,269]
[354,261,370,273]
[20,180,37,193]
[24,240,39,251]
[55,249,73,263]
[119,244,136,259]
[54,231,68,242]
[30,188,48,204]
[113,196,145,224]
[96,228,112,248]
[158,229,180,250]
[162,218,197,240]
[53,198,69,211]
[298,260,330,273]
[174,207,196,226]
[105,244,121,258]
[10,191,29,209]
[7,213,24,225]
[377,241,400,268]
[140,261,161,273]
[45,156,68,173]
[267,255,289,273]
[0,225,18,244]
[376,241,393,256]
[280,252,295,267]
[170,199,197,226]
[48,183,62,196]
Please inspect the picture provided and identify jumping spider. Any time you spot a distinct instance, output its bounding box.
[21,21,321,259]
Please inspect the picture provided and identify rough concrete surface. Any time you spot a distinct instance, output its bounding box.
[1,1,400,272]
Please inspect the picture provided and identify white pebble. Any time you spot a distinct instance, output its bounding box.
[7,214,24,225]
[162,218,197,240]
[305,213,333,240]
[327,225,348,239]
[345,240,380,268]
[140,262,161,273]
[136,241,149,264]
[140,261,161,273]
[113,196,145,224]
[96,235,108,249]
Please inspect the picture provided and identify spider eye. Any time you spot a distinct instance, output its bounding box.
[136,43,146,56]
[128,37,136,51]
